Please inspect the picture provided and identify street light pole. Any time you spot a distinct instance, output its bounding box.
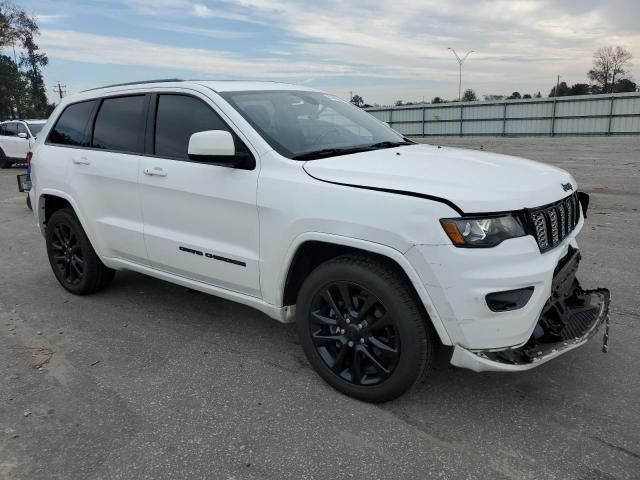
[448,48,474,101]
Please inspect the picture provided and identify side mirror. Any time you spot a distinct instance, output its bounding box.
[18,132,28,139]
[188,130,237,166]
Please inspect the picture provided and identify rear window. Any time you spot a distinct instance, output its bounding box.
[48,101,96,146]
[27,123,44,137]
[92,96,145,153]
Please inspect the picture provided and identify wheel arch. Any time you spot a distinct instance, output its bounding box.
[37,190,90,240]
[280,233,452,345]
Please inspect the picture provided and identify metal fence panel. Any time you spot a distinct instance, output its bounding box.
[508,102,553,119]
[612,116,640,133]
[506,119,550,135]
[366,92,640,136]
[463,120,502,135]
[425,121,461,135]
[555,117,609,134]
[426,106,461,121]
[391,108,423,122]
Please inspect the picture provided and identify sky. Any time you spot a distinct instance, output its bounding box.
[11,0,640,105]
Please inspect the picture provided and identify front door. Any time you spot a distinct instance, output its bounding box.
[140,92,261,297]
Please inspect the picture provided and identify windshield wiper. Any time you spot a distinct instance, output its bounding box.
[292,140,415,160]
[292,146,373,160]
[368,140,414,149]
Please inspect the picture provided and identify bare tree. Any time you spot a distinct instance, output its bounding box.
[588,46,633,93]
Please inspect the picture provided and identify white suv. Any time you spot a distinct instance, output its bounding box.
[29,80,609,402]
[0,119,46,168]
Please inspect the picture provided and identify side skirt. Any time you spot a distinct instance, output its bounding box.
[103,257,295,324]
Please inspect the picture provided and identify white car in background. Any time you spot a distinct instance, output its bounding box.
[0,119,47,168]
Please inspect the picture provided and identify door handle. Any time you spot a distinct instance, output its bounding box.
[72,156,90,165]
[143,167,168,177]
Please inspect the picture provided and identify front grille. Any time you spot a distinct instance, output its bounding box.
[529,192,581,252]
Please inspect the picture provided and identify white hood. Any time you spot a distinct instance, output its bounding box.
[302,144,576,214]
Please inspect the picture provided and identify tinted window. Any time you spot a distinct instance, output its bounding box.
[27,123,44,137]
[17,123,28,136]
[92,96,145,153]
[154,94,231,160]
[48,101,96,146]
[1,123,17,137]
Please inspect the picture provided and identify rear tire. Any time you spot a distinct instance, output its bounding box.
[297,254,434,402]
[46,208,115,295]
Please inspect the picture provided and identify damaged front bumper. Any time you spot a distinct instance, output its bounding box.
[451,247,610,372]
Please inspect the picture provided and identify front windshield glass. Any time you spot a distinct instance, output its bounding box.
[220,90,407,159]
[26,123,44,136]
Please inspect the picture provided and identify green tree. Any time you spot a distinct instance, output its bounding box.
[569,83,590,96]
[549,82,570,97]
[0,54,25,118]
[0,2,51,118]
[462,89,477,102]
[614,78,637,93]
[523,94,532,99]
[507,92,522,100]
[350,94,364,107]
[431,96,444,104]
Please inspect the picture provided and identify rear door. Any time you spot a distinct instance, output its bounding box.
[140,91,260,296]
[49,95,147,263]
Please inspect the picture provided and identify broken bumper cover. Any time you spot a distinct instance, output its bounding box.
[451,249,610,372]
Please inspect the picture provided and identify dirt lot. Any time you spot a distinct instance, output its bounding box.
[1,136,639,480]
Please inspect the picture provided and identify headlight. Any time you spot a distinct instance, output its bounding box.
[440,214,526,247]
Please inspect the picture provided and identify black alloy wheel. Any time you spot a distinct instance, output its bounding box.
[297,254,434,402]
[46,208,115,294]
[50,221,85,286]
[309,281,400,386]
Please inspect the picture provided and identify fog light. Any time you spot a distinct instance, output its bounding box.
[486,287,534,312]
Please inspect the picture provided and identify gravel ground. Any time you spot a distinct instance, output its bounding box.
[1,136,639,480]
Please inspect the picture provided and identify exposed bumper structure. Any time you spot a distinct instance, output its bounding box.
[450,248,610,372]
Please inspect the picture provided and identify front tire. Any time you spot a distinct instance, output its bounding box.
[46,208,115,295]
[297,254,434,402]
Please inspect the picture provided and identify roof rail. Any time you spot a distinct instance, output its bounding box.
[82,79,184,92]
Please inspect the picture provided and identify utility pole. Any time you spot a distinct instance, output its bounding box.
[551,74,560,136]
[12,42,21,119]
[53,81,67,102]
[448,48,474,101]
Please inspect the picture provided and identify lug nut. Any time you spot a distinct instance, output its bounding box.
[345,318,350,324]
[360,338,365,344]
[340,329,346,334]
[348,341,354,347]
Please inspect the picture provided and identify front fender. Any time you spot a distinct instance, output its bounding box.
[274,232,452,346]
